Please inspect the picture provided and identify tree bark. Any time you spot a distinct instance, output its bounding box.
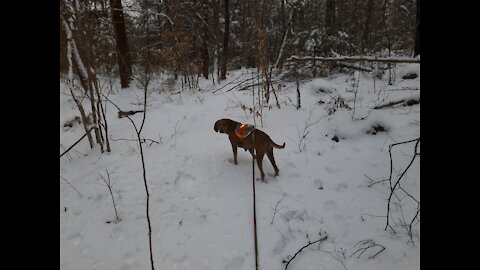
[212,0,220,82]
[325,0,336,35]
[414,0,420,57]
[202,5,209,79]
[221,0,230,80]
[110,0,132,88]
[362,0,374,53]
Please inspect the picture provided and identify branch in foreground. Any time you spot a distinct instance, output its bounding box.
[283,231,328,270]
[60,127,94,158]
[385,137,420,231]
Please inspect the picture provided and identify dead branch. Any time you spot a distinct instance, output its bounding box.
[283,232,328,270]
[374,96,420,109]
[271,192,286,225]
[61,177,83,198]
[364,174,389,187]
[110,136,160,146]
[350,239,385,259]
[334,62,373,72]
[118,110,145,118]
[385,137,420,231]
[285,55,420,65]
[99,169,120,223]
[60,127,94,158]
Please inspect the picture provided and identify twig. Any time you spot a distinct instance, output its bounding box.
[322,250,348,270]
[364,174,389,187]
[109,136,160,146]
[350,239,385,259]
[385,138,420,231]
[283,232,328,270]
[271,192,286,225]
[99,169,120,223]
[61,177,83,198]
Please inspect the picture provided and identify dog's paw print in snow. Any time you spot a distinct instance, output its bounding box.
[226,256,245,270]
[313,179,324,190]
[324,200,337,211]
[325,166,336,174]
[335,183,347,192]
[68,233,83,247]
[120,252,138,270]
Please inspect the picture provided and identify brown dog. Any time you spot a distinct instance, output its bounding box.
[214,118,285,181]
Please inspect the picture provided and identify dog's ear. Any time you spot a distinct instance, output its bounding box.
[227,119,241,132]
[214,120,219,132]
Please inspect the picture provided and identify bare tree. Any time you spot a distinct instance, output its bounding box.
[361,0,375,53]
[414,0,420,57]
[220,0,230,80]
[110,0,132,88]
[325,0,336,35]
[212,0,220,82]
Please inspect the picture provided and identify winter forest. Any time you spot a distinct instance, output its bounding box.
[60,0,420,269]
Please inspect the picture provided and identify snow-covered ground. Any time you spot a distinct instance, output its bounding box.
[60,65,420,270]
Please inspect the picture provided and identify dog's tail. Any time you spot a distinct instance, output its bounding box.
[270,139,286,149]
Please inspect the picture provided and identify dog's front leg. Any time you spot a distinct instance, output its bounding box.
[232,144,238,165]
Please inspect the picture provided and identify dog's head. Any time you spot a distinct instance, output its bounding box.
[214,119,238,134]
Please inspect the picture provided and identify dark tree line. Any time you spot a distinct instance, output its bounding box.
[60,0,420,86]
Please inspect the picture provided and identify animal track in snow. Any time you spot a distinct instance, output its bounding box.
[324,200,337,211]
[325,166,336,174]
[313,179,324,190]
[226,256,245,270]
[335,183,348,192]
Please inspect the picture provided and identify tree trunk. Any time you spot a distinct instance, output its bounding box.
[325,0,336,35]
[202,9,209,79]
[110,0,132,88]
[362,0,374,53]
[414,0,420,57]
[61,9,94,148]
[221,0,229,80]
[212,0,220,82]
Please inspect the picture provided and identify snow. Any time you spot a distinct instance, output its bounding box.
[60,65,420,270]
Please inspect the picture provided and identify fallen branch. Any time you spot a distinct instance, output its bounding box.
[283,232,328,270]
[334,62,373,72]
[271,192,286,225]
[365,174,389,187]
[110,136,161,146]
[60,127,94,158]
[61,177,83,198]
[374,95,420,110]
[118,110,144,118]
[385,137,420,231]
[350,239,385,259]
[285,55,420,65]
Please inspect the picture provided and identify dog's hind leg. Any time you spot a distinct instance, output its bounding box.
[266,148,280,176]
[256,156,266,181]
[248,148,256,159]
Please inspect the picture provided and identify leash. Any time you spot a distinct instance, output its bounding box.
[252,127,259,270]
[252,80,259,270]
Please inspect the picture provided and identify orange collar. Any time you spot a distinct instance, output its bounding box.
[235,124,254,140]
